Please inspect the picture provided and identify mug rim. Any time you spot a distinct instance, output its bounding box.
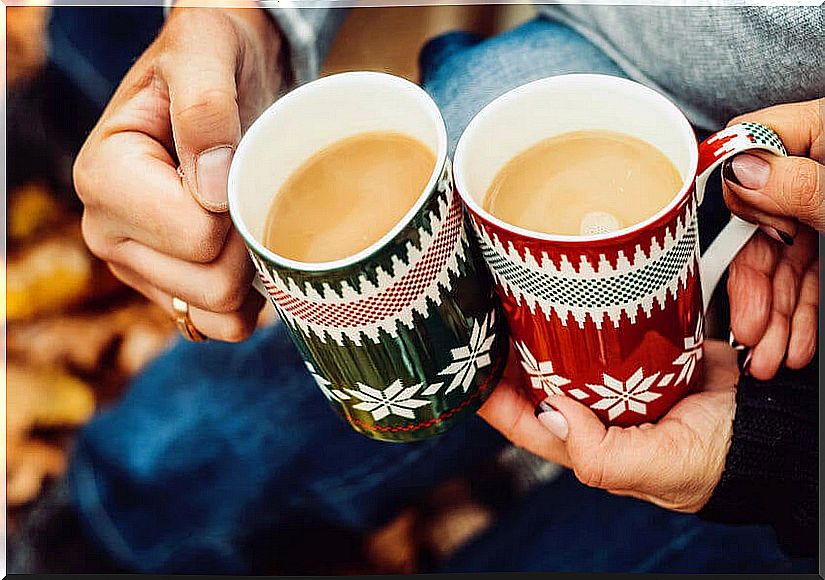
[228,71,449,273]
[453,73,700,245]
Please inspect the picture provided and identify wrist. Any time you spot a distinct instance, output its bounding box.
[699,363,818,523]
[693,402,735,513]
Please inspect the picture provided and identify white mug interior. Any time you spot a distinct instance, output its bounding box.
[453,74,699,242]
[229,71,448,271]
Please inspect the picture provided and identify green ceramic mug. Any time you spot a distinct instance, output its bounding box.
[228,72,509,442]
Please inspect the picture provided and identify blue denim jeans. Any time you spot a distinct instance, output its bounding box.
[63,14,813,574]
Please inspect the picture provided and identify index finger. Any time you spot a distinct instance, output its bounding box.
[81,130,231,263]
[729,97,824,162]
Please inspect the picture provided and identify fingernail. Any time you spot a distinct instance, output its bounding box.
[737,348,753,375]
[725,154,770,190]
[760,225,795,246]
[721,160,741,186]
[535,400,568,441]
[729,330,747,351]
[195,146,234,212]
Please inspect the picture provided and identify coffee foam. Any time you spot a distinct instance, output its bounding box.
[580,211,620,235]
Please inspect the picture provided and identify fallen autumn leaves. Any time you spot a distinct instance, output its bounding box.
[6,180,176,516]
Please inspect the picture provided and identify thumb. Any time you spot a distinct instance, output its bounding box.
[723,151,825,234]
[536,396,613,489]
[538,395,662,492]
[161,16,243,212]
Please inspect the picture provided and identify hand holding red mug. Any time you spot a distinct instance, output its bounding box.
[722,98,822,380]
[73,4,283,341]
[479,96,820,513]
[480,338,739,513]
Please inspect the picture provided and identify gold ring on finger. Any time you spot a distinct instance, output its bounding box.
[172,296,207,342]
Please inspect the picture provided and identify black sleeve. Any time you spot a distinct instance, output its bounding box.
[697,352,818,558]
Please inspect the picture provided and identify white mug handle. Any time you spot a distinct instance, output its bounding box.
[695,122,788,311]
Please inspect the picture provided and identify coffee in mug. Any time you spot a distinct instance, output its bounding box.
[482,130,682,236]
[263,131,436,262]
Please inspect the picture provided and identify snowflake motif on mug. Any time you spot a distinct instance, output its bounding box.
[437,311,497,394]
[305,362,350,403]
[513,340,570,397]
[576,368,662,421]
[672,316,704,385]
[346,380,430,421]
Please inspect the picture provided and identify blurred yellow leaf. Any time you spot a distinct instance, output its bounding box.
[8,182,63,242]
[7,238,94,321]
[7,439,66,507]
[7,6,50,89]
[7,363,96,506]
[7,363,96,436]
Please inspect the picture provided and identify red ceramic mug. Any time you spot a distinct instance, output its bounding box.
[453,74,787,427]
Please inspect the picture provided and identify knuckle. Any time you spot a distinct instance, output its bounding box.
[726,115,747,129]
[185,216,228,263]
[188,244,223,265]
[172,88,237,132]
[801,100,823,142]
[154,49,177,76]
[783,161,823,215]
[80,213,113,261]
[573,449,611,489]
[501,405,532,451]
[72,147,97,207]
[106,263,129,286]
[168,8,223,33]
[203,269,247,313]
[219,314,256,343]
[574,462,606,489]
[574,428,626,490]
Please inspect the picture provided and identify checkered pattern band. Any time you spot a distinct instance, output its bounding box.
[472,200,699,328]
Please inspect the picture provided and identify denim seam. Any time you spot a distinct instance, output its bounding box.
[72,450,145,569]
[631,520,701,572]
[307,439,440,502]
[47,25,114,108]
[73,450,230,571]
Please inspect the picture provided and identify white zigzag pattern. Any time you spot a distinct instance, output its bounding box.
[706,126,761,158]
[252,169,469,345]
[471,200,699,329]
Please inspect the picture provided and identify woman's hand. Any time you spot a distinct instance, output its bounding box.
[73,4,284,341]
[479,339,739,513]
[722,98,822,379]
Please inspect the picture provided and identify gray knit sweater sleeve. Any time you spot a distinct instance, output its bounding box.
[162,2,347,87]
[538,5,825,131]
[264,7,348,86]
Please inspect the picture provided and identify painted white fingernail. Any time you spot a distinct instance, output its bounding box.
[759,225,794,246]
[739,349,754,375]
[729,330,747,351]
[759,225,784,244]
[535,401,568,441]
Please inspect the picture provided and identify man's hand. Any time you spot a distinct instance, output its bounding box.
[479,340,739,513]
[74,5,284,341]
[721,98,822,379]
